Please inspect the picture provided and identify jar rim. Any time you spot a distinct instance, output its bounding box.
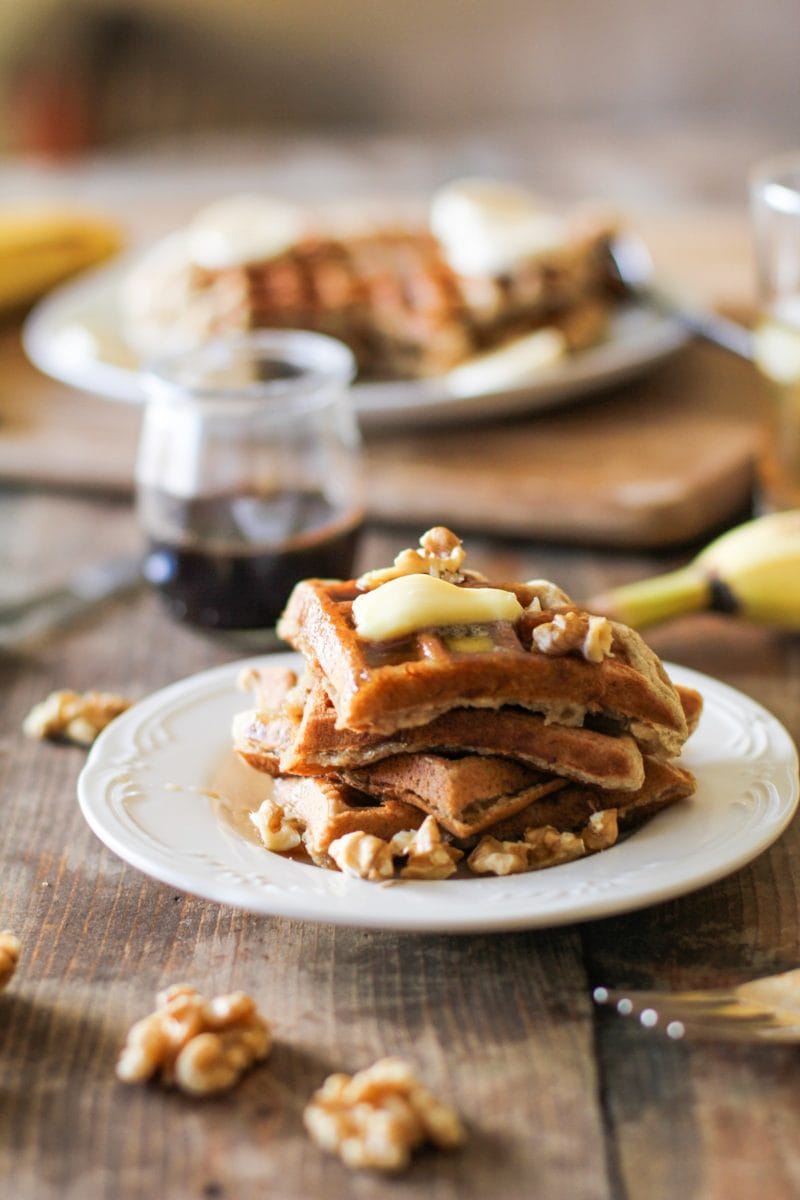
[141,329,357,410]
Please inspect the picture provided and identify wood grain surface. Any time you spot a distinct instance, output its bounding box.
[2,499,800,1200]
[3,127,800,1200]
[0,330,759,549]
[0,184,768,550]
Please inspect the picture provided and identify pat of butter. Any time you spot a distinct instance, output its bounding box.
[188,193,306,269]
[430,178,568,276]
[351,574,522,641]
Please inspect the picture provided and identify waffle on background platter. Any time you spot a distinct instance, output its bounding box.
[232,527,702,880]
[121,194,619,381]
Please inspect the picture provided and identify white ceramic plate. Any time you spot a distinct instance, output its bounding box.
[77,654,799,933]
[23,255,686,430]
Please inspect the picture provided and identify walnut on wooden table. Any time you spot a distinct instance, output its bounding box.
[116,984,271,1096]
[0,931,20,990]
[23,689,132,746]
[303,1056,465,1172]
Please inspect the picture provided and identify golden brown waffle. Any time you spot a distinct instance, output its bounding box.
[162,216,616,381]
[676,685,703,735]
[276,580,689,756]
[233,667,647,791]
[272,776,423,867]
[485,757,696,843]
[341,753,567,839]
[271,755,694,863]
[191,230,476,379]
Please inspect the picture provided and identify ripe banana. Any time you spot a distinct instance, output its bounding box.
[0,209,123,316]
[589,510,800,630]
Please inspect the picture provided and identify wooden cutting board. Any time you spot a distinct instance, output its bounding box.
[0,330,759,548]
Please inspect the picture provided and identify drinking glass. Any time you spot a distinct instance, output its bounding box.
[135,329,362,630]
[750,152,800,510]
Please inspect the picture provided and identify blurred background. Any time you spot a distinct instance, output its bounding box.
[2,0,799,157]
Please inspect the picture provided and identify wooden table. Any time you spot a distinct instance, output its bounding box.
[2,127,800,1199]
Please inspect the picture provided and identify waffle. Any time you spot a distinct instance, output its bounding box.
[272,775,423,867]
[676,684,703,735]
[276,580,689,757]
[271,754,694,863]
[239,527,701,878]
[233,667,647,791]
[123,213,616,381]
[341,752,567,839]
[485,757,696,842]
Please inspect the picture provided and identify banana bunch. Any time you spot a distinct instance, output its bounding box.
[0,208,123,317]
[589,510,800,630]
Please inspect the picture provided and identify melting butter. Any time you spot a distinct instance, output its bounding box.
[351,574,522,641]
[444,633,496,653]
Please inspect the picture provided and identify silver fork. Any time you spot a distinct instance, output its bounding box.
[0,556,143,650]
[593,967,800,1043]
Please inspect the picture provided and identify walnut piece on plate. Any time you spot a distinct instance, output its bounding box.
[390,816,463,880]
[532,611,613,664]
[328,831,396,881]
[329,817,462,882]
[468,809,619,876]
[249,796,302,853]
[357,526,469,591]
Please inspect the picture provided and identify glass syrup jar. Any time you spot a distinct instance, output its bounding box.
[135,329,362,630]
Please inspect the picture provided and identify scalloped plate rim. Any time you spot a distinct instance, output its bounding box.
[77,654,799,932]
[22,252,687,430]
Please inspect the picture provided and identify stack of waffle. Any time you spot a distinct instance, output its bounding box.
[122,191,619,381]
[233,529,700,880]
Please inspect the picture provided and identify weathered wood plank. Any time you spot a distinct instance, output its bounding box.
[1,517,618,1199]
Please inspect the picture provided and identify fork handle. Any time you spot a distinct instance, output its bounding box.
[670,305,754,361]
[643,284,755,361]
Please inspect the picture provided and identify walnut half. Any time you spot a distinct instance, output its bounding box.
[23,689,132,746]
[532,611,613,664]
[467,809,620,876]
[390,816,463,880]
[249,796,302,853]
[116,984,271,1096]
[328,831,395,881]
[357,526,467,590]
[329,818,461,882]
[0,931,20,991]
[303,1056,464,1171]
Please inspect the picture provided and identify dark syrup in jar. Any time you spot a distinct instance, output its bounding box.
[142,489,363,628]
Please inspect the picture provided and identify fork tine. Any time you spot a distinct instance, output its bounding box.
[593,986,738,1013]
[642,1019,800,1044]
[592,986,800,1042]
